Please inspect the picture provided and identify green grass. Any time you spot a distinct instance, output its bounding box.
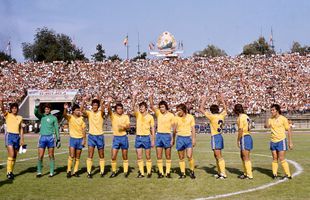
[0,133,309,200]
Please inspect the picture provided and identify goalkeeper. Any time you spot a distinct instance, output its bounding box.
[34,100,60,177]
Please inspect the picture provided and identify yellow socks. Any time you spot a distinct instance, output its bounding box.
[179,159,186,174]
[272,160,278,176]
[218,158,226,177]
[73,158,80,174]
[189,158,195,171]
[99,159,105,174]
[146,160,152,174]
[7,157,14,174]
[244,160,253,178]
[123,160,129,173]
[86,158,93,174]
[137,159,144,175]
[242,160,247,175]
[281,160,291,177]
[111,160,117,173]
[157,159,164,175]
[166,160,172,175]
[216,160,220,174]
[67,156,73,173]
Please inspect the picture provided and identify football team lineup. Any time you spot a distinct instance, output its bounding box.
[0,90,299,182]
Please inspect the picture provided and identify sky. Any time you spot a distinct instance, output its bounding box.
[0,0,309,62]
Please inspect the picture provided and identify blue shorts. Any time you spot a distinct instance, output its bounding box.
[156,133,172,148]
[112,135,129,150]
[135,135,151,149]
[211,134,224,150]
[270,139,288,151]
[69,137,84,150]
[5,133,20,149]
[176,136,192,151]
[240,135,253,151]
[88,134,105,149]
[38,135,55,149]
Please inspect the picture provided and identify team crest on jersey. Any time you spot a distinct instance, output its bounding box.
[47,118,50,122]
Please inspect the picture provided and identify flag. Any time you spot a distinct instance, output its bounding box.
[6,41,11,51]
[148,42,155,50]
[123,35,128,46]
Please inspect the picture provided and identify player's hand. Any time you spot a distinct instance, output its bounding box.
[64,103,69,109]
[192,138,196,147]
[107,96,113,103]
[20,139,24,147]
[170,139,175,147]
[56,139,61,149]
[289,142,293,150]
[82,138,86,147]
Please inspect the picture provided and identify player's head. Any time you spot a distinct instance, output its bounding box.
[72,104,81,116]
[210,104,219,114]
[270,104,281,117]
[91,99,100,112]
[159,100,168,113]
[234,104,244,115]
[115,103,124,115]
[139,102,147,113]
[176,103,187,117]
[44,103,52,114]
[9,103,19,114]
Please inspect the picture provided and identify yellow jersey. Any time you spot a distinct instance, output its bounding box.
[65,114,86,138]
[86,110,104,135]
[110,112,130,136]
[5,113,23,134]
[174,114,195,137]
[135,111,154,136]
[204,110,227,136]
[268,115,290,143]
[237,113,251,136]
[155,109,175,133]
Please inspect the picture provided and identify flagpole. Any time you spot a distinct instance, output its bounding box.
[126,34,129,60]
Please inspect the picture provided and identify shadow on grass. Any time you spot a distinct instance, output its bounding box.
[0,179,14,187]
[253,167,273,178]
[226,166,244,176]
[14,166,37,178]
[197,164,218,176]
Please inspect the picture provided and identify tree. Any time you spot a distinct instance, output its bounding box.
[0,51,16,62]
[132,52,147,61]
[22,27,87,62]
[194,45,227,57]
[108,54,122,62]
[242,37,274,55]
[91,44,106,61]
[290,41,310,56]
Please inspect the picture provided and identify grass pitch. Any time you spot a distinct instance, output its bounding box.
[0,133,309,200]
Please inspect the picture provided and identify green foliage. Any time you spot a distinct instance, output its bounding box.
[242,37,274,55]
[0,51,16,62]
[108,54,122,62]
[290,41,310,55]
[91,44,106,61]
[194,45,227,57]
[22,27,87,62]
[132,52,147,61]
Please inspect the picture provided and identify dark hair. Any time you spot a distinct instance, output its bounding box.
[114,103,123,110]
[72,104,80,111]
[139,102,147,108]
[234,104,244,115]
[271,104,281,114]
[44,103,52,109]
[9,103,19,112]
[177,103,187,113]
[91,99,100,106]
[158,100,168,110]
[210,104,219,114]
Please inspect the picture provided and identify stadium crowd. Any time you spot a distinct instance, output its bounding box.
[0,53,309,115]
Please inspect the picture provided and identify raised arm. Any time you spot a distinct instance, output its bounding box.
[107,96,113,116]
[220,93,227,113]
[199,95,208,115]
[0,98,8,116]
[149,93,156,113]
[100,98,105,118]
[63,103,69,119]
[131,90,138,113]
[34,105,43,119]
[80,96,88,116]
